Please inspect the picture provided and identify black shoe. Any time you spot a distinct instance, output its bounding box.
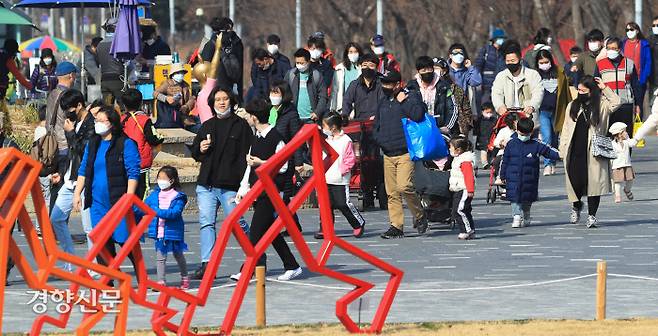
[192,262,209,280]
[314,231,324,239]
[380,226,404,239]
[415,217,429,235]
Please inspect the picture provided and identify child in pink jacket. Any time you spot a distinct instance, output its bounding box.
[315,112,366,239]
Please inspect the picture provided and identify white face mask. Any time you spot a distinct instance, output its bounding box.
[607,50,620,60]
[94,121,111,136]
[626,30,638,40]
[309,49,322,60]
[296,63,309,72]
[43,57,53,66]
[270,95,282,106]
[214,106,231,118]
[495,38,505,46]
[172,73,185,83]
[538,63,552,71]
[653,27,658,35]
[546,37,553,45]
[570,56,578,63]
[588,41,600,52]
[451,54,465,64]
[322,128,333,137]
[518,134,531,142]
[157,179,172,190]
[347,52,359,63]
[373,46,385,55]
[267,44,279,55]
[146,38,156,46]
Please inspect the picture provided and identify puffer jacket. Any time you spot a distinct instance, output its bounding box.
[146,188,188,242]
[373,90,426,157]
[475,44,506,89]
[500,133,560,203]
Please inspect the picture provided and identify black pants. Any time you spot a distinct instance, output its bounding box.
[102,80,125,106]
[136,171,148,200]
[282,172,302,232]
[250,195,299,270]
[573,194,601,216]
[609,103,635,136]
[452,190,475,234]
[327,184,364,230]
[96,237,142,283]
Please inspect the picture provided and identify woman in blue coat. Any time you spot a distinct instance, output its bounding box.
[145,166,189,289]
[621,22,652,117]
[500,118,560,228]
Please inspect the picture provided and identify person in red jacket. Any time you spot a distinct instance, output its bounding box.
[369,34,400,76]
[0,39,33,135]
[121,88,163,199]
[448,136,476,240]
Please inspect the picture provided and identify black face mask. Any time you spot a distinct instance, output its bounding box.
[506,62,521,73]
[382,86,396,97]
[362,68,377,80]
[578,93,590,101]
[420,72,434,83]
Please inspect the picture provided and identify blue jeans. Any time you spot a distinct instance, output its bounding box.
[539,110,555,167]
[50,184,92,271]
[196,185,249,262]
[511,202,532,217]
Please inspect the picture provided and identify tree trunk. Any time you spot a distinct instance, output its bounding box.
[572,1,584,48]
[533,0,566,64]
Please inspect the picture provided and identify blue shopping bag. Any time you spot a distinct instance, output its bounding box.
[402,113,448,161]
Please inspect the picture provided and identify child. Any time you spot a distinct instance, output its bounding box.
[500,118,560,228]
[564,46,582,89]
[448,136,476,240]
[232,98,302,282]
[474,102,498,169]
[492,112,518,184]
[145,166,189,290]
[609,122,636,203]
[315,112,365,240]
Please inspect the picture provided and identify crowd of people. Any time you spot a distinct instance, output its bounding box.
[2,14,658,287]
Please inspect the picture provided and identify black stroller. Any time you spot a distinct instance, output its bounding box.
[413,160,454,229]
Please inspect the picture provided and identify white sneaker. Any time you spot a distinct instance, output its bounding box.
[570,208,581,224]
[229,272,241,281]
[543,165,552,176]
[512,215,522,228]
[587,215,598,228]
[277,267,302,281]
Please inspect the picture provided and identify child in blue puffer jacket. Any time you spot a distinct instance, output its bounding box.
[500,118,560,228]
[146,166,189,289]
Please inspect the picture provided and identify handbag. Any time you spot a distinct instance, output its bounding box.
[402,113,449,161]
[590,133,617,159]
[633,114,645,148]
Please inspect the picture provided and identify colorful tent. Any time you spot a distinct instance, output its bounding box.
[19,35,80,52]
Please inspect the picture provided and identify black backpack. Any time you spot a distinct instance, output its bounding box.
[221,33,242,83]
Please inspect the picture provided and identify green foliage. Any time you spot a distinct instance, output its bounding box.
[9,132,32,154]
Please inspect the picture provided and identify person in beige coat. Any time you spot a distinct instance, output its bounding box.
[559,75,621,228]
[491,40,544,126]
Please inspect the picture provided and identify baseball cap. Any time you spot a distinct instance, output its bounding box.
[55,62,78,76]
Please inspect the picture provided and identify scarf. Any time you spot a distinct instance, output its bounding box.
[157,188,178,239]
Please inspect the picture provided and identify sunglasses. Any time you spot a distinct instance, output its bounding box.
[653,24,658,28]
[626,28,636,32]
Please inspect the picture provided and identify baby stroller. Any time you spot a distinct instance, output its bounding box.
[414,160,454,228]
[485,109,528,204]
[344,119,387,211]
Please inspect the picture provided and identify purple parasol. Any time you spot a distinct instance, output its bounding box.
[109,0,142,61]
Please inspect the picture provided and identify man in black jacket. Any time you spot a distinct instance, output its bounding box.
[191,86,251,279]
[246,48,291,102]
[200,17,244,104]
[342,53,385,120]
[374,71,428,239]
[50,89,97,271]
[96,18,125,105]
[284,49,328,123]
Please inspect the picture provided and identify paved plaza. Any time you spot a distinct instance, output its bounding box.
[3,138,658,333]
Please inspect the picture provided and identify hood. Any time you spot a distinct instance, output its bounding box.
[456,150,475,162]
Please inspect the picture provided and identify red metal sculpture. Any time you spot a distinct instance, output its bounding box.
[0,125,403,335]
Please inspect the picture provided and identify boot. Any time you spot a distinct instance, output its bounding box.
[192,262,209,280]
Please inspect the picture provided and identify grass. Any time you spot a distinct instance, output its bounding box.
[13,319,658,336]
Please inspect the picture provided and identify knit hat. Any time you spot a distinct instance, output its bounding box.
[55,62,77,76]
[608,122,627,135]
[381,70,401,84]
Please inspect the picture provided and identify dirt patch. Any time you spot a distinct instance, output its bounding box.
[23,319,658,336]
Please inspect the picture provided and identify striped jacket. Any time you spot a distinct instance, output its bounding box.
[596,57,637,105]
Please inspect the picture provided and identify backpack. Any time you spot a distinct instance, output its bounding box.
[30,103,59,176]
[221,34,242,83]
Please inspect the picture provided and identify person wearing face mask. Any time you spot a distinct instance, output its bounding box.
[500,118,560,229]
[448,43,482,92]
[84,37,102,85]
[492,40,544,125]
[284,48,328,123]
[523,28,553,70]
[408,56,472,136]
[246,48,290,103]
[596,37,640,139]
[370,34,400,75]
[140,25,171,62]
[265,34,291,69]
[154,63,196,129]
[330,42,363,114]
[30,48,58,97]
[96,18,127,105]
[572,29,605,82]
[621,22,652,118]
[559,75,621,228]
[190,86,252,279]
[342,53,385,121]
[373,71,428,239]
[307,35,335,92]
[72,106,143,279]
[535,49,572,176]
[564,46,583,90]
[475,28,508,104]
